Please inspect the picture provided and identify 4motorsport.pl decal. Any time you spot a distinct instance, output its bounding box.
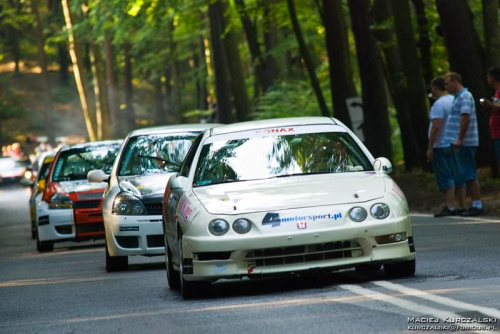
[262,212,343,227]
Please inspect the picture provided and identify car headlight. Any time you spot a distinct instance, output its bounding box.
[112,192,146,215]
[371,203,390,219]
[209,219,229,236]
[233,218,252,234]
[349,207,367,222]
[50,193,73,209]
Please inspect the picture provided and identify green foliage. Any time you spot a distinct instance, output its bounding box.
[252,80,323,120]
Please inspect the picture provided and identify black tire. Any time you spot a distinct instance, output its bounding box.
[179,233,210,299]
[384,259,416,278]
[31,221,37,240]
[165,237,180,290]
[105,242,128,272]
[36,233,53,252]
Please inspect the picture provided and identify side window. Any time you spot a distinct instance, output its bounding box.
[180,134,203,177]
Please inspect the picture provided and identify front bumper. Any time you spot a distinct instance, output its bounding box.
[37,201,105,243]
[181,216,414,282]
[105,213,165,257]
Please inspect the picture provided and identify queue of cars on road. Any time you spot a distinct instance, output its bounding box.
[23,117,415,299]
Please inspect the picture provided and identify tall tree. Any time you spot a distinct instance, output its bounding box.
[436,0,495,171]
[219,0,251,122]
[286,0,330,118]
[411,0,433,90]
[263,1,278,89]
[30,0,55,144]
[373,0,420,170]
[208,1,233,123]
[321,0,356,127]
[482,0,500,67]
[62,0,96,141]
[104,35,120,138]
[234,0,268,96]
[348,0,393,160]
[390,0,429,168]
[123,44,135,133]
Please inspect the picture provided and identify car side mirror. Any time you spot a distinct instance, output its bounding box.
[36,179,46,193]
[87,170,110,183]
[373,157,393,174]
[170,175,188,191]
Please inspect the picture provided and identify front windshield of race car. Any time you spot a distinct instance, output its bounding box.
[118,133,198,176]
[193,131,373,187]
[53,144,120,182]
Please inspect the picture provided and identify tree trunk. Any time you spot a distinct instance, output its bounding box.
[164,64,177,124]
[390,0,429,169]
[436,0,496,174]
[57,45,70,83]
[90,44,109,140]
[30,0,55,144]
[411,0,433,91]
[482,0,500,67]
[104,35,120,138]
[373,0,420,170]
[62,0,96,141]
[234,0,268,96]
[286,0,330,118]
[208,1,233,123]
[218,0,251,122]
[153,75,165,125]
[263,1,278,88]
[197,37,209,111]
[321,0,356,127]
[123,44,135,133]
[348,0,393,160]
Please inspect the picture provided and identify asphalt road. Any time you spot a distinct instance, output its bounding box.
[1,185,499,334]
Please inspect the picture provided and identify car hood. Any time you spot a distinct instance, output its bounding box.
[59,180,107,193]
[118,174,173,198]
[194,172,387,215]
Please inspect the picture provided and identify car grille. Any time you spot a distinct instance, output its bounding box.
[245,240,364,267]
[74,200,101,209]
[144,203,162,215]
[146,235,164,248]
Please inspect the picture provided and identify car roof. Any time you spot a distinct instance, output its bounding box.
[128,123,220,137]
[210,117,341,136]
[58,139,123,152]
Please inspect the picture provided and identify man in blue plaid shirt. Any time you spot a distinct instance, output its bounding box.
[444,72,483,216]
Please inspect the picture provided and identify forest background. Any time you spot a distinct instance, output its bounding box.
[0,0,499,213]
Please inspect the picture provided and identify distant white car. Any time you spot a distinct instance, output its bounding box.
[163,117,416,299]
[88,124,219,272]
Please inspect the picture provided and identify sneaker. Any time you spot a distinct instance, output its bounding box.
[434,206,457,217]
[460,207,483,217]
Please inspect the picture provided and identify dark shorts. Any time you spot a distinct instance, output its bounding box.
[494,138,500,163]
[451,146,477,184]
[432,147,461,191]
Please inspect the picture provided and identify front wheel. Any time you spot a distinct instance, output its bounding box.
[105,242,128,272]
[165,235,180,290]
[36,233,53,252]
[384,259,416,278]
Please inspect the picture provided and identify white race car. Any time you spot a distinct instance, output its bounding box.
[163,117,415,299]
[88,124,219,272]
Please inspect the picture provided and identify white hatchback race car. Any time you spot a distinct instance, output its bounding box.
[88,124,219,272]
[163,117,416,298]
